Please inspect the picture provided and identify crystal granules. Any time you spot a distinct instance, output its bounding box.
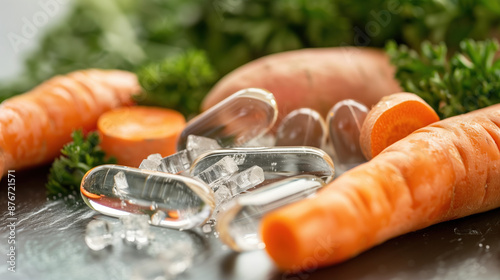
[120,214,150,248]
[85,219,113,251]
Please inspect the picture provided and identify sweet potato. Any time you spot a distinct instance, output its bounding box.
[202,47,402,124]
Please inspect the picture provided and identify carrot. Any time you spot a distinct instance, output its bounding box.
[202,47,401,125]
[0,69,139,178]
[97,106,186,167]
[360,92,440,159]
[261,103,500,272]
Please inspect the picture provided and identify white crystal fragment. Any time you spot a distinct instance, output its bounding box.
[215,185,232,206]
[120,214,150,249]
[85,219,113,251]
[231,153,247,165]
[227,166,264,195]
[150,210,167,226]
[159,149,191,174]
[147,153,163,162]
[138,153,164,171]
[186,135,221,160]
[139,159,160,171]
[113,171,129,197]
[195,156,238,186]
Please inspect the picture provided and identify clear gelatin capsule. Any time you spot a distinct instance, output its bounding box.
[190,146,335,184]
[80,165,215,230]
[217,175,325,251]
[327,99,368,173]
[177,88,278,150]
[276,108,327,148]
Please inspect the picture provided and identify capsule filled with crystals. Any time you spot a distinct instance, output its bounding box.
[327,99,368,174]
[80,165,215,230]
[190,146,335,185]
[275,108,327,148]
[177,88,278,150]
[217,175,325,251]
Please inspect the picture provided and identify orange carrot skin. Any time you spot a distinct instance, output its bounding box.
[261,104,500,272]
[0,69,140,177]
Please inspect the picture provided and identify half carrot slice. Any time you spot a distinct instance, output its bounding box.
[98,106,186,167]
[360,92,439,159]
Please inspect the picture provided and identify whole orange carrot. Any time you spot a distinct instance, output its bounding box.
[261,103,500,272]
[0,69,140,177]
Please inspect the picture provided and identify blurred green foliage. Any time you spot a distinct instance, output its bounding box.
[1,0,499,116]
[135,49,217,118]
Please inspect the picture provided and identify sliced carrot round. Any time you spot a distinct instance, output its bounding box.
[360,92,440,159]
[98,106,186,167]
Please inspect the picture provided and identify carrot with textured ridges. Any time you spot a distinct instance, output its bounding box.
[97,106,186,167]
[261,104,500,272]
[360,92,440,160]
[0,69,140,178]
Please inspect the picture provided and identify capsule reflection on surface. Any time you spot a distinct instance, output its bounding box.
[217,175,325,252]
[177,88,278,151]
[80,165,215,230]
[190,146,335,185]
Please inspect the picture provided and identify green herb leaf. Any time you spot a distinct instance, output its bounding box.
[386,39,500,119]
[135,49,217,118]
[46,130,115,200]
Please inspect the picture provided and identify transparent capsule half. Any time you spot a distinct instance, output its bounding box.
[327,99,368,174]
[276,108,327,148]
[80,165,215,230]
[190,146,335,184]
[177,88,278,151]
[217,175,325,252]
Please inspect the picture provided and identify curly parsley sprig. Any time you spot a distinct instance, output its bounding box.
[46,130,115,199]
[386,39,500,119]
